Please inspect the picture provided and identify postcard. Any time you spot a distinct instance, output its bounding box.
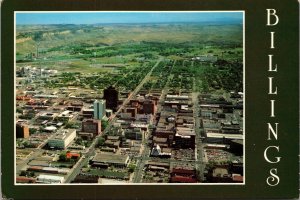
[1,0,299,199]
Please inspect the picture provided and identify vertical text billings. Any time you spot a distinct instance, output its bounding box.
[264,9,280,187]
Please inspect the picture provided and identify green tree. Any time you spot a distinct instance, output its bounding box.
[20,171,27,176]
[59,152,67,162]
[97,137,105,147]
[29,171,35,177]
[23,141,30,147]
[29,128,37,135]
[75,137,83,145]
[128,164,136,173]
[101,120,109,131]
[65,122,79,129]
[16,108,23,114]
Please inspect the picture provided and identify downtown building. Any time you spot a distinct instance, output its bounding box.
[103,86,118,112]
[94,99,106,120]
[81,119,101,137]
[16,122,30,139]
[47,129,76,149]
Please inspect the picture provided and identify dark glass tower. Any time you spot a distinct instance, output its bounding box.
[103,86,118,112]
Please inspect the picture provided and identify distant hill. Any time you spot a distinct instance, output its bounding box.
[16,23,243,55]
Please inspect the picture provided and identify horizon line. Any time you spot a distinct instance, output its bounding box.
[16,20,243,26]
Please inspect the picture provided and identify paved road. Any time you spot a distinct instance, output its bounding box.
[64,155,89,183]
[192,92,205,181]
[132,145,150,183]
[156,60,176,113]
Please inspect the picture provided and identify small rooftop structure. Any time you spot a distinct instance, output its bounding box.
[151,144,171,157]
[44,126,57,132]
[58,110,74,119]
[166,95,189,100]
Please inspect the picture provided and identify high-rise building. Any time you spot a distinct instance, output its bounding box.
[94,100,106,120]
[103,86,118,112]
[16,123,30,139]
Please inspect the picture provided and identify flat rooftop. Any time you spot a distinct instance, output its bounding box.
[206,132,243,140]
[50,129,76,140]
[92,153,129,164]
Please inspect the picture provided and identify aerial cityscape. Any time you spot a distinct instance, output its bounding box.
[15,12,244,184]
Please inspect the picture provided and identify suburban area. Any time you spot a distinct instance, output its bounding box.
[15,12,244,184]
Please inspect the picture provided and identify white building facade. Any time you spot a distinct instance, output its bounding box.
[48,129,76,149]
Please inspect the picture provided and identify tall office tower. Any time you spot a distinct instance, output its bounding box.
[94,99,106,120]
[103,86,118,112]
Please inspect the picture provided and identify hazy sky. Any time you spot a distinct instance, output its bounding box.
[16,12,243,25]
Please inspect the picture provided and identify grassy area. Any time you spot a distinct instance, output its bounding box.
[51,162,75,168]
